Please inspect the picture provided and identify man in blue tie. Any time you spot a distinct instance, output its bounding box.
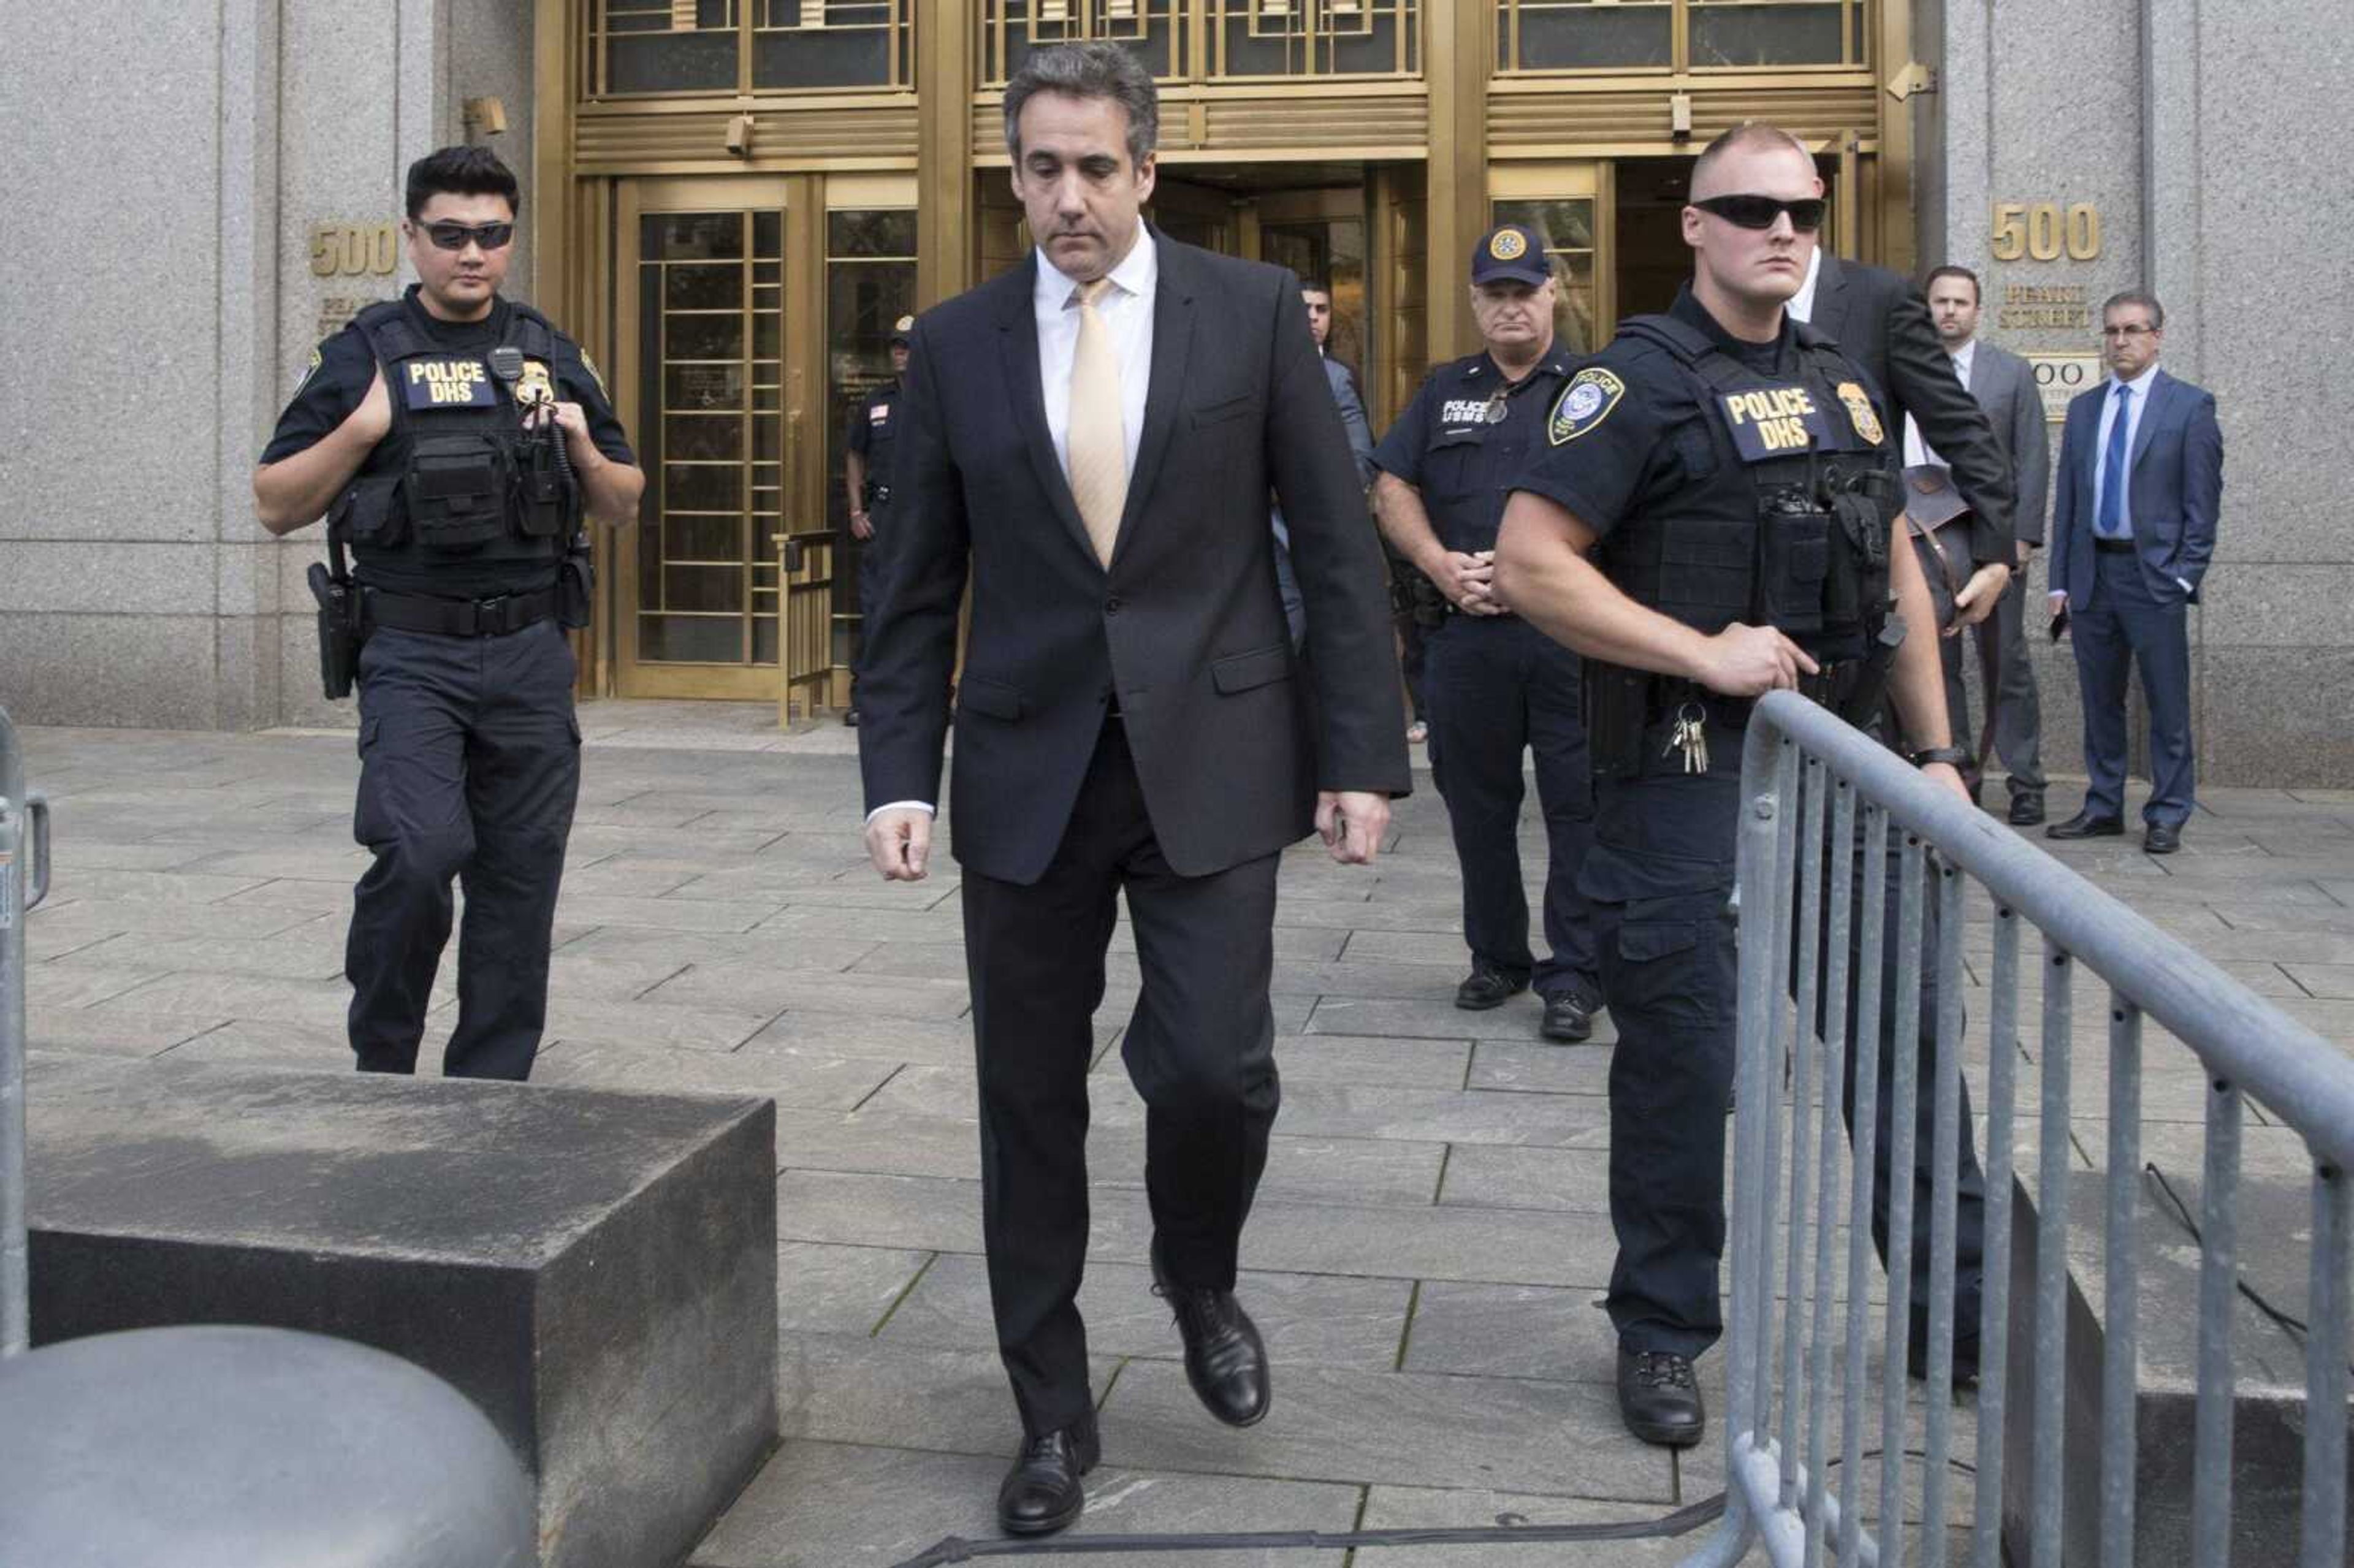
[2045,290,2223,854]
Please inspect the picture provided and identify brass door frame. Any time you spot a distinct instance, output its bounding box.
[613,173,812,702]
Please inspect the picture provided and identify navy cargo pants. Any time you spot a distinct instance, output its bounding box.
[348,619,581,1081]
[1591,710,1985,1363]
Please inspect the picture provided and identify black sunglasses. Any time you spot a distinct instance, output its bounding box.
[1691,194,1827,233]
[421,220,515,252]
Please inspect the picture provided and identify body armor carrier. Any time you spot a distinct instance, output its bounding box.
[1606,312,1901,645]
[327,300,576,579]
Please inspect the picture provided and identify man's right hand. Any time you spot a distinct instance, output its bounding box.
[1693,623,1821,697]
[850,509,874,541]
[345,368,392,446]
[864,806,932,881]
[1433,550,1506,616]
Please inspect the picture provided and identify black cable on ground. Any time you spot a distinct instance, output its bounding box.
[883,1445,1984,1564]
[2143,1160,2354,1377]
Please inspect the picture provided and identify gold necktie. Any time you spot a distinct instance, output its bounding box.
[1065,276,1128,568]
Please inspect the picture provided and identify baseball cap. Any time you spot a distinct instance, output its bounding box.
[1471,224,1554,289]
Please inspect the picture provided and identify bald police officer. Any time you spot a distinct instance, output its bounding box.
[1372,224,1602,1043]
[844,315,912,728]
[254,145,643,1081]
[1495,124,1987,1446]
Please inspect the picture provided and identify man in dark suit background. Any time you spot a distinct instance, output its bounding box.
[1271,279,1377,644]
[1911,265,2052,823]
[2046,289,2222,854]
[856,42,1410,1538]
[1791,246,2017,626]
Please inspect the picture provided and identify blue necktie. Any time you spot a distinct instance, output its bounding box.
[2096,384,2133,539]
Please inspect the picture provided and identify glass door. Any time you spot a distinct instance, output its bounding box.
[613,175,803,700]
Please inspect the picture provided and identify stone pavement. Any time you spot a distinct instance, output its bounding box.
[15,702,2354,1566]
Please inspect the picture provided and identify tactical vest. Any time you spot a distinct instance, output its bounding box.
[328,300,576,580]
[1602,314,1901,647]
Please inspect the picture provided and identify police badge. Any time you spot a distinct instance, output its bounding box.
[1835,381,1885,446]
[517,359,557,411]
[1548,367,1625,446]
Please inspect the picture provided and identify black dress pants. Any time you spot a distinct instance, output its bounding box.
[348,620,581,1081]
[959,720,1282,1437]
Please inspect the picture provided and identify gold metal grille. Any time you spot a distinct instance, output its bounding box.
[589,0,913,96]
[981,0,1419,86]
[1497,0,1870,75]
[633,209,788,668]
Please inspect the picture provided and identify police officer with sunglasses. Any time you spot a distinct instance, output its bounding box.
[254,145,643,1081]
[1495,124,1987,1449]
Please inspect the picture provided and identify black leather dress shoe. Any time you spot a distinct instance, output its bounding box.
[2006,794,2046,827]
[1539,989,1596,1044]
[2045,809,2124,840]
[2144,822,2183,855]
[1454,962,1528,1011]
[996,1414,1099,1537]
[1617,1347,1705,1447]
[1151,1243,1271,1428]
[1906,1330,1982,1391]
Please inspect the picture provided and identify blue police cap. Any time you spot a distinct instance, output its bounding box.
[1471,224,1554,288]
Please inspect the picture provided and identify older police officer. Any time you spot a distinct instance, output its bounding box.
[254,145,643,1081]
[1495,125,1986,1446]
[1371,224,1603,1043]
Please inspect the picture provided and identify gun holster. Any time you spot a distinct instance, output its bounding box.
[558,534,595,630]
[308,560,363,701]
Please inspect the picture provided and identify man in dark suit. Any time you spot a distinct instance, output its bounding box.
[856,42,1410,1538]
[1910,265,2052,824]
[2046,289,2222,854]
[1792,247,2016,626]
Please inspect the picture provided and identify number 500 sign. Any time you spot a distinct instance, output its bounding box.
[1991,202,2101,262]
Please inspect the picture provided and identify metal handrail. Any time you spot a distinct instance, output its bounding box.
[1693,690,2354,1567]
[1,704,55,1357]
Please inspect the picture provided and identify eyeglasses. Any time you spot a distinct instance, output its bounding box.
[1691,194,1827,233]
[421,220,515,253]
[2098,324,2157,340]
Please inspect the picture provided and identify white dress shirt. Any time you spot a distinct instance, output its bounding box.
[1787,246,1823,324]
[1902,337,1975,469]
[2092,361,2160,538]
[1035,230,1157,479]
[867,230,1162,825]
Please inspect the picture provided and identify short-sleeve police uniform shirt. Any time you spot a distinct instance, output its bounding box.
[1511,286,1798,549]
[1374,348,1577,557]
[845,381,901,497]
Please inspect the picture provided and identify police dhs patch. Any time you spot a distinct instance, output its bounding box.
[1836,381,1885,446]
[1548,368,1625,446]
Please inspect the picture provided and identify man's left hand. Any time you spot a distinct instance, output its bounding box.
[1948,560,2012,633]
[1921,761,1974,806]
[527,400,598,465]
[1317,790,1390,866]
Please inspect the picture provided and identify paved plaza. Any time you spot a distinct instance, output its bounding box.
[16,703,2354,1566]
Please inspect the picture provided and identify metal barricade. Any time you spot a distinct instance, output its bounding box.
[1,704,54,1357]
[1688,691,2354,1568]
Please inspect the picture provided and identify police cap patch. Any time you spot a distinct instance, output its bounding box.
[1548,367,1625,445]
[1488,229,1528,262]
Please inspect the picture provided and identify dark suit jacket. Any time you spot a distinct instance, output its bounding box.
[1964,340,2050,547]
[858,231,1411,886]
[1809,254,2017,563]
[2048,368,2223,607]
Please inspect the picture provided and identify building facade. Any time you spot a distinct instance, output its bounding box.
[1,1,2342,785]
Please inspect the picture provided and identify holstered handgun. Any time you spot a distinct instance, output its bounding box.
[1583,661,1652,782]
[308,554,362,701]
[1837,618,1908,732]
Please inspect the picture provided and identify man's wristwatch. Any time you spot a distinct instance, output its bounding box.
[1909,745,1973,769]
